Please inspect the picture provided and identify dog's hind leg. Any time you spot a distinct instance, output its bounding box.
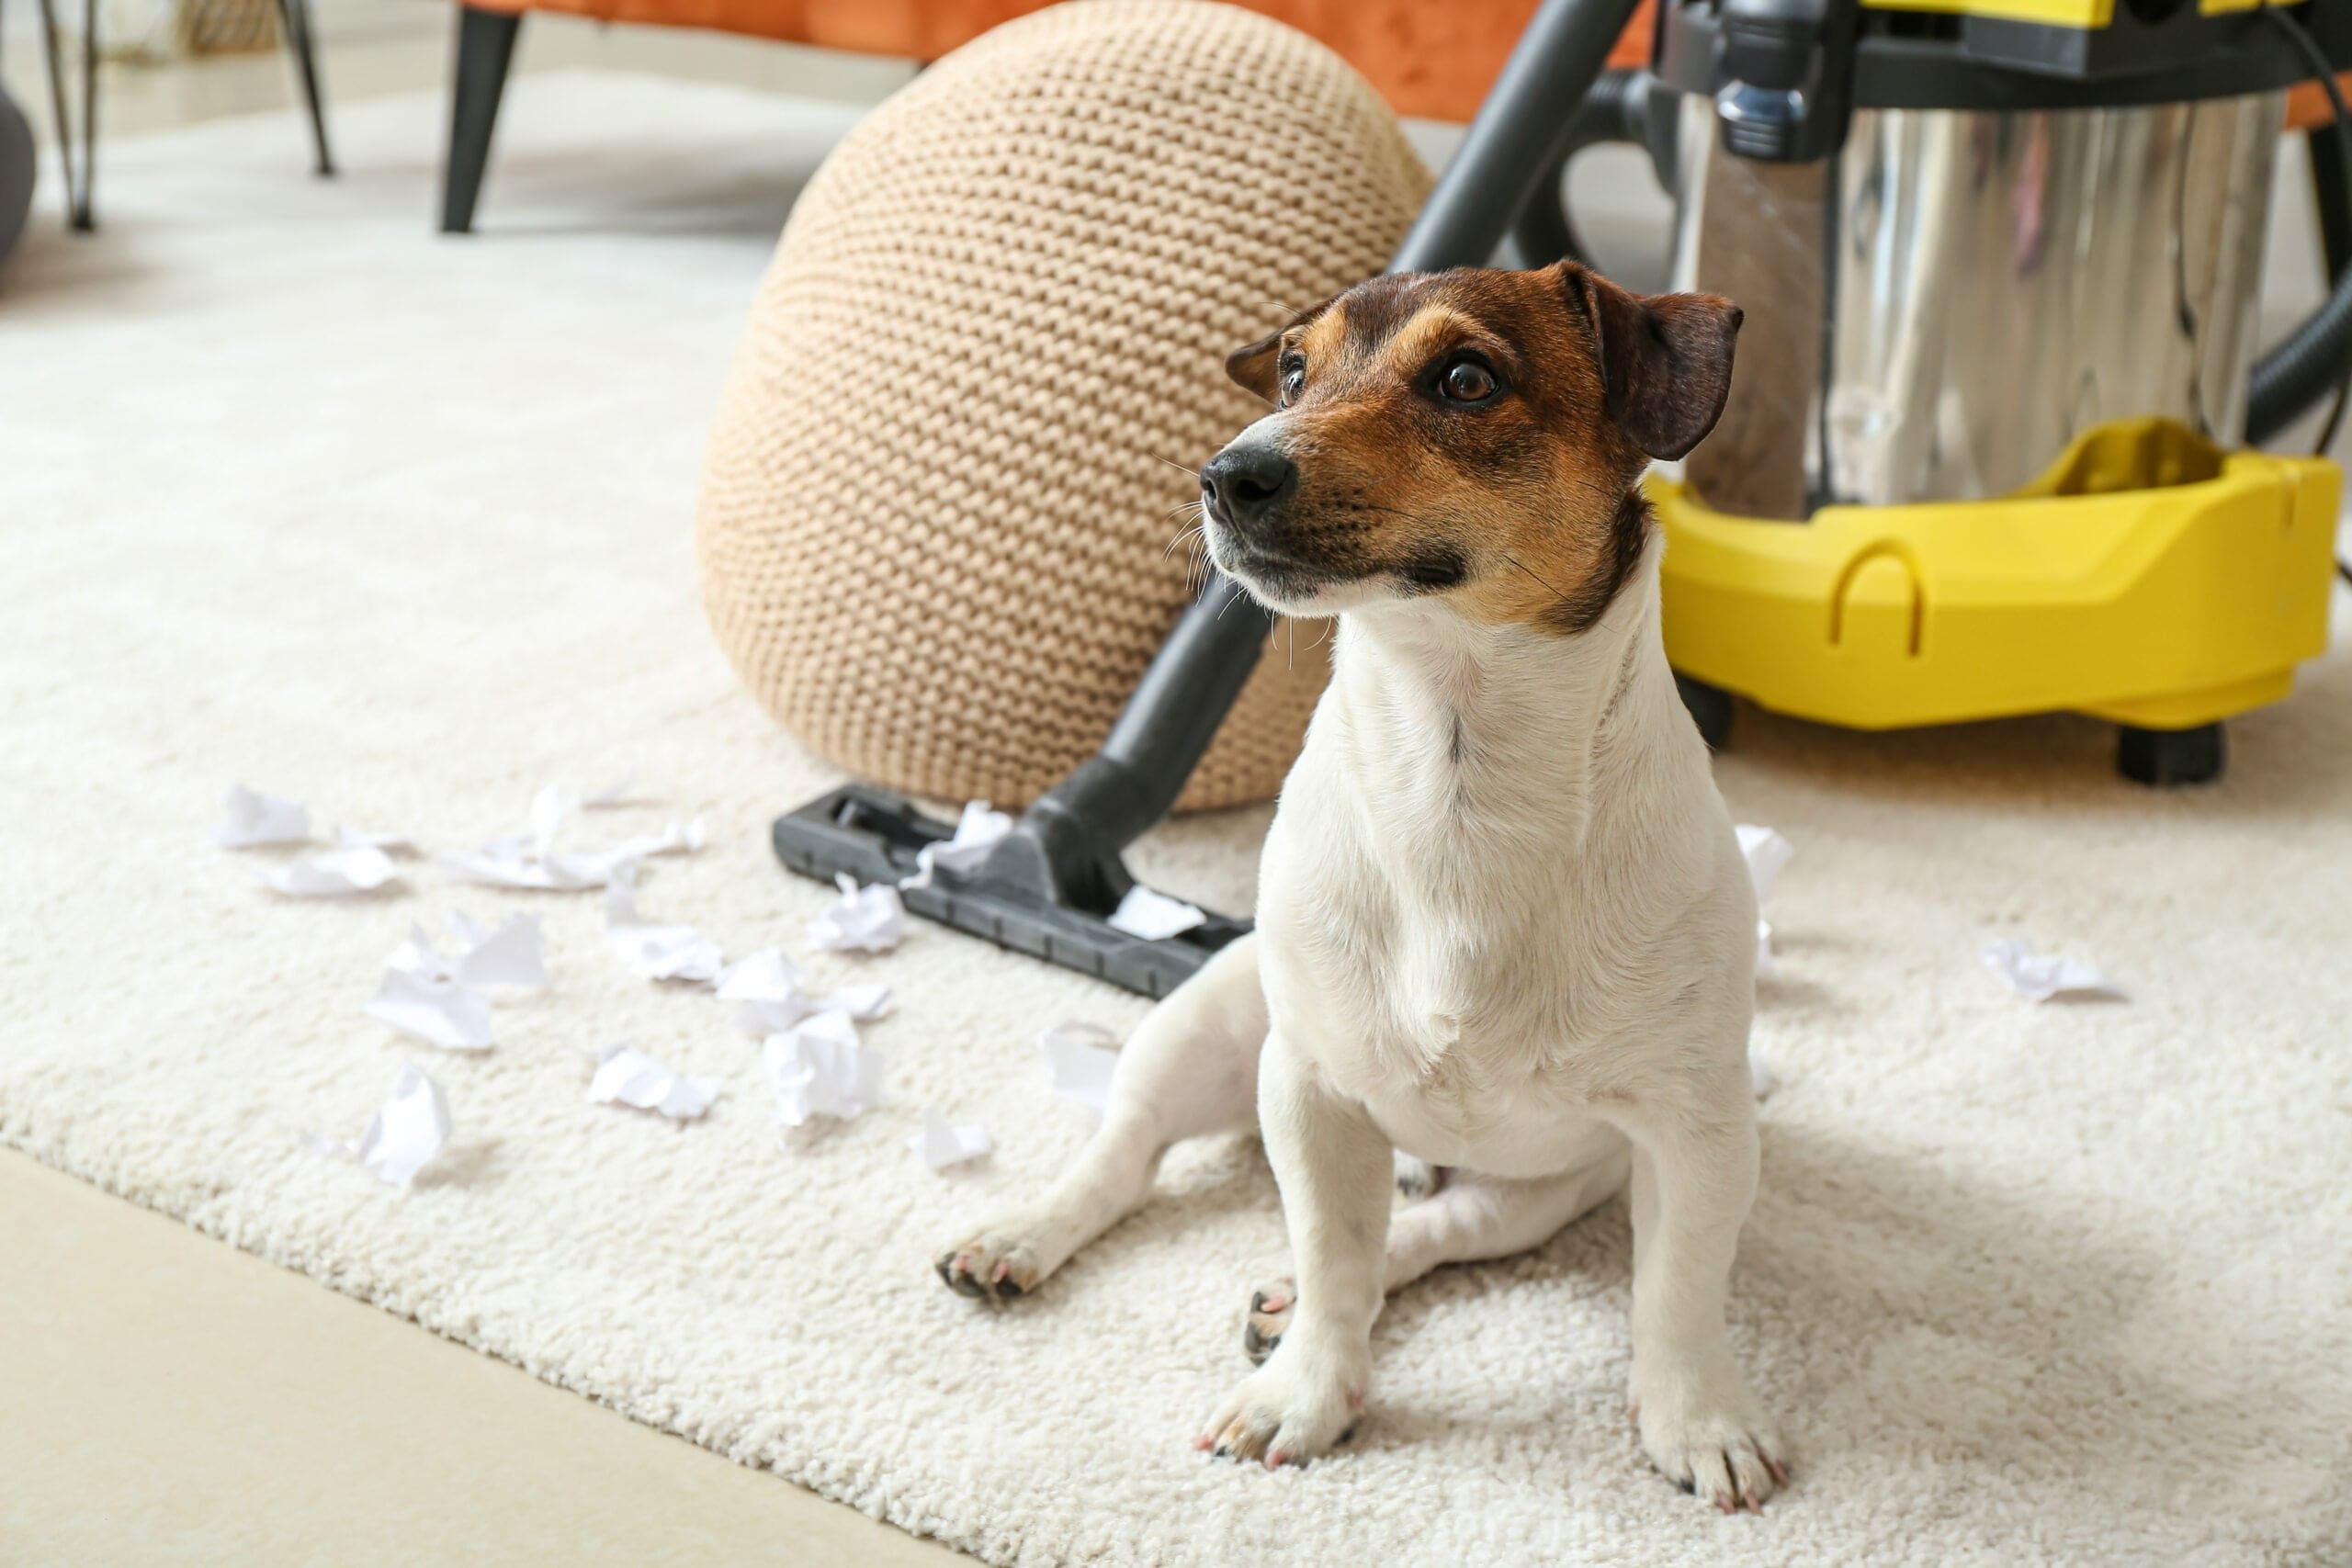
[936,933,1266,1301]
[1244,1130,1630,1363]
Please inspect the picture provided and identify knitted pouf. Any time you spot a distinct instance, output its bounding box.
[695,0,1429,812]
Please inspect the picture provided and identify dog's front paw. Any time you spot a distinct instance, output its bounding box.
[1196,1331,1368,1469]
[1632,1372,1788,1512]
[933,1217,1052,1301]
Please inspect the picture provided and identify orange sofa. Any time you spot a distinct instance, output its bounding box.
[438,0,1656,231]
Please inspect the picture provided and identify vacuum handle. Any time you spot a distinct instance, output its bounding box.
[1393,0,1648,273]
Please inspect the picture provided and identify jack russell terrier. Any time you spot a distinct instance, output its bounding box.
[937,261,1783,1511]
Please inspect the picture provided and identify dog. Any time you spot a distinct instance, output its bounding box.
[936,260,1783,1511]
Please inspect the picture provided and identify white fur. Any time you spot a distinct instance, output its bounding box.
[938,530,1784,1510]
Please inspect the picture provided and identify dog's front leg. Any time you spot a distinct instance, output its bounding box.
[1620,1092,1787,1511]
[1198,1030,1389,1468]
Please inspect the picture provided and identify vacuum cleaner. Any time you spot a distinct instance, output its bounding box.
[776,0,2352,998]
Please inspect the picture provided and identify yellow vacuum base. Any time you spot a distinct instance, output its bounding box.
[1654,423,2340,749]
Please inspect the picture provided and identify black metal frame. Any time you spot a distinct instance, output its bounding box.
[769,0,1649,997]
[18,0,332,232]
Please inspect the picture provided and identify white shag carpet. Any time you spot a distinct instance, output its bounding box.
[6,73,2351,1568]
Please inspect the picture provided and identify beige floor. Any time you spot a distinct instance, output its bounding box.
[1,17,956,1568]
[1,1145,960,1567]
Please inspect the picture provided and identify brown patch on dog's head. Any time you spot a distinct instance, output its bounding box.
[1200,263,1740,633]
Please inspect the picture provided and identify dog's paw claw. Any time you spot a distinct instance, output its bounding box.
[1637,1384,1787,1512]
[1199,1338,1366,1469]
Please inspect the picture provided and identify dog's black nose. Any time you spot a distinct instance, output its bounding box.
[1201,445,1297,530]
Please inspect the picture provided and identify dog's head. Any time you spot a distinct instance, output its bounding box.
[1198,262,1740,629]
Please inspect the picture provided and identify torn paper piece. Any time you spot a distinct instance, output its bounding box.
[261,844,401,897]
[1748,1049,1776,1100]
[1980,941,2124,1003]
[308,1065,452,1189]
[334,827,415,856]
[388,912,548,994]
[448,911,548,991]
[365,967,493,1053]
[437,837,610,891]
[764,1010,885,1128]
[211,784,310,848]
[900,801,1014,890]
[1109,885,1205,942]
[1736,824,1794,905]
[587,1043,720,1121]
[602,818,707,864]
[820,982,894,1021]
[604,867,724,984]
[582,775,637,809]
[527,784,573,861]
[808,873,904,954]
[908,1106,992,1170]
[717,948,806,1004]
[1754,919,1776,979]
[1040,1021,1121,1113]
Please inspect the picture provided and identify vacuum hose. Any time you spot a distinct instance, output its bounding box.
[2245,6,2352,448]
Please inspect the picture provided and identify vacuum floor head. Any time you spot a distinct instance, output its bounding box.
[772,785,1248,999]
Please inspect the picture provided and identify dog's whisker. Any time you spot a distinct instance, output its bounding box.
[1151,453,1203,479]
[1500,551,1570,604]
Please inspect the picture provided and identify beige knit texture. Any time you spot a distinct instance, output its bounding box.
[695,0,1430,812]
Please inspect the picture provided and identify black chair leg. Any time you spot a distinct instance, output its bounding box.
[440,6,520,233]
[34,0,85,230]
[275,0,334,176]
[78,0,96,227]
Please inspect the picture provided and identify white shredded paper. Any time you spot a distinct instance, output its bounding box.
[390,911,548,993]
[1040,1021,1121,1113]
[211,784,310,848]
[364,966,494,1052]
[333,826,415,855]
[908,1106,992,1170]
[306,1064,451,1189]
[899,801,1014,890]
[807,873,904,954]
[260,844,401,897]
[438,785,702,891]
[587,1043,719,1121]
[764,1010,886,1129]
[720,949,892,1036]
[1736,824,1794,978]
[604,865,724,984]
[1981,940,2124,1003]
[1107,885,1205,942]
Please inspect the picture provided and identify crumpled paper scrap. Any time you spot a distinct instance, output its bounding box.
[764,1010,885,1129]
[808,873,904,954]
[605,865,724,984]
[390,911,548,993]
[212,784,311,848]
[261,843,402,897]
[1040,1021,1120,1113]
[306,1064,451,1188]
[718,949,892,1036]
[900,801,1013,890]
[1108,885,1205,942]
[439,784,703,891]
[587,1042,719,1121]
[334,827,415,855]
[365,966,493,1052]
[1736,824,1793,978]
[908,1106,992,1170]
[1981,940,2124,1003]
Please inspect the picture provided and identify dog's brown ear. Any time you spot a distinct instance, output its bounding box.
[1225,299,1334,403]
[1557,263,1742,462]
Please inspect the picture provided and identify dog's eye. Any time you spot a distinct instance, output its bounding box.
[1438,357,1498,404]
[1279,358,1306,407]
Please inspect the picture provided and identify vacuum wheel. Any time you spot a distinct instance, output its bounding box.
[1675,675,1735,751]
[2116,722,2226,786]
